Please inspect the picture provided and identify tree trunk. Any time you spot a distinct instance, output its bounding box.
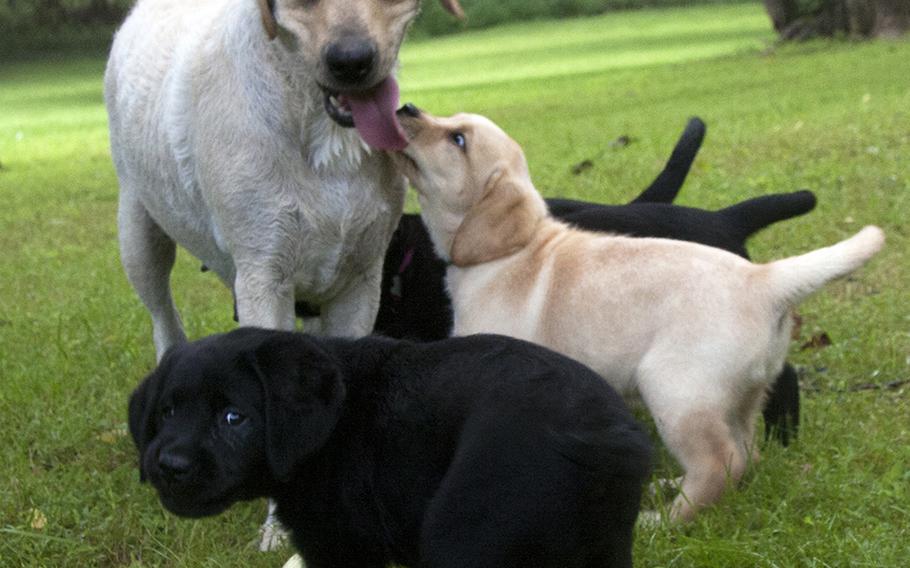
[763,0,910,40]
[36,0,67,26]
[872,0,910,37]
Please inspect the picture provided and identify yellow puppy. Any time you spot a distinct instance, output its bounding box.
[391,105,885,522]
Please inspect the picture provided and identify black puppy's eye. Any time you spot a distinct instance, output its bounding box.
[161,406,175,420]
[450,132,467,151]
[224,410,247,426]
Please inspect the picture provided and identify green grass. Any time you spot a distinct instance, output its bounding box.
[1,2,908,566]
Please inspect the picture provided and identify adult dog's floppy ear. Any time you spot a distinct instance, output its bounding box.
[451,169,542,266]
[249,333,345,482]
[257,0,278,41]
[440,0,465,19]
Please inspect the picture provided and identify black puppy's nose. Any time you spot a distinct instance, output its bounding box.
[398,103,421,117]
[325,39,377,85]
[158,452,193,482]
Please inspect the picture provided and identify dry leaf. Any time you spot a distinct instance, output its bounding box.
[97,428,128,444]
[790,312,803,339]
[610,134,632,148]
[800,332,832,351]
[570,159,593,175]
[29,508,47,530]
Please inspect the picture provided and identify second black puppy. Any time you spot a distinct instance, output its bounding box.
[130,328,651,568]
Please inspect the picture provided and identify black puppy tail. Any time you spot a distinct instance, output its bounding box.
[631,116,706,204]
[720,190,817,239]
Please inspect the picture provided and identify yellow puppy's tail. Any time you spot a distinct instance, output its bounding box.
[762,225,885,306]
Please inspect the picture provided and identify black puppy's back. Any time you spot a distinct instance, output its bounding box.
[276,334,651,568]
[560,189,816,258]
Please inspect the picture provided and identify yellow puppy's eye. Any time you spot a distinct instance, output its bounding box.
[450,132,467,151]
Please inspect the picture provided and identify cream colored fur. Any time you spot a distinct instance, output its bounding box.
[106,0,417,360]
[105,0,462,551]
[394,110,885,522]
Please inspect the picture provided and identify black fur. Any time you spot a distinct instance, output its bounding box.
[373,117,812,445]
[630,116,706,204]
[130,328,652,568]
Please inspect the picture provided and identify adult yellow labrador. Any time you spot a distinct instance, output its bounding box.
[391,104,885,522]
[107,0,462,550]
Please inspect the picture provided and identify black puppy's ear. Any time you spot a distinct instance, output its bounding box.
[128,380,153,482]
[127,368,162,481]
[128,344,182,482]
[249,333,346,482]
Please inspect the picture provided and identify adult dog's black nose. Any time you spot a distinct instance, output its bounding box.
[158,452,194,482]
[325,39,377,85]
[398,103,421,117]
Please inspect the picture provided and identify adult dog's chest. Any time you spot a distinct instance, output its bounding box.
[277,158,404,296]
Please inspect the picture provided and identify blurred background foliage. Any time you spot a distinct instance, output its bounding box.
[2,0,903,61]
[412,0,751,37]
[0,0,752,56]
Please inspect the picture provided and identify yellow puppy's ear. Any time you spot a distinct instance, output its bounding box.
[440,0,466,19]
[257,0,278,41]
[451,171,540,266]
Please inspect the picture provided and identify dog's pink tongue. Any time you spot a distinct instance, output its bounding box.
[345,77,408,151]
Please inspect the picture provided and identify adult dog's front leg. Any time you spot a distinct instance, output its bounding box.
[234,267,296,331]
[118,192,187,361]
[234,265,297,552]
[321,258,384,337]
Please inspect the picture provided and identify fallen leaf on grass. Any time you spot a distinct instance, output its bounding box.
[571,159,593,175]
[29,508,47,530]
[570,135,635,175]
[790,312,803,339]
[610,134,633,148]
[96,428,128,444]
[800,332,832,351]
[849,379,909,392]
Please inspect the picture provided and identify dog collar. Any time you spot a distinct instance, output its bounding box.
[397,246,415,275]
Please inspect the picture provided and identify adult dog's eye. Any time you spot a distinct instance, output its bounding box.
[161,406,175,420]
[450,132,467,151]
[224,410,247,426]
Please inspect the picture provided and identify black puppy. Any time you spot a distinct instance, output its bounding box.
[130,328,651,568]
[375,118,813,446]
